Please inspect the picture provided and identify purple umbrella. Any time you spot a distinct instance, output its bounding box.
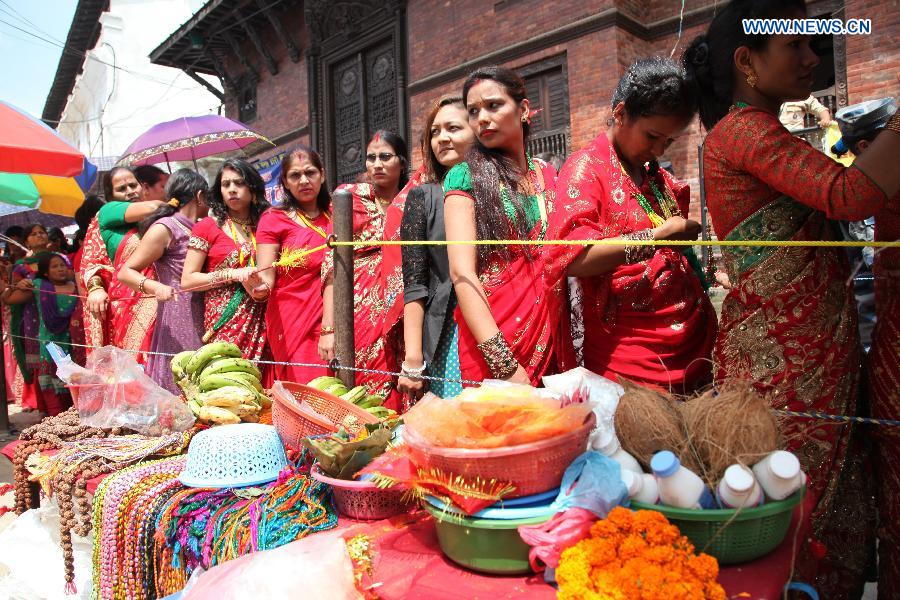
[116,115,273,167]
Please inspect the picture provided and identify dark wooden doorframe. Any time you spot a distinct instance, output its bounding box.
[305,0,409,186]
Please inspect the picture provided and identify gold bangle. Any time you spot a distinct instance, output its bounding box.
[138,276,149,294]
[623,230,656,264]
[319,326,335,335]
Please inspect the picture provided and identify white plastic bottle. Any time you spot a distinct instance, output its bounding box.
[717,464,764,508]
[651,450,715,509]
[594,432,643,474]
[752,451,806,501]
[621,469,660,504]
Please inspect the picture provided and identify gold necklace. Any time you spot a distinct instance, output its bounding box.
[289,209,330,239]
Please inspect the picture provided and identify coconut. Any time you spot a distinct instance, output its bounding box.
[679,380,780,487]
[613,378,699,472]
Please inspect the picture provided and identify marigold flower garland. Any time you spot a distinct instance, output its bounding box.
[556,507,725,600]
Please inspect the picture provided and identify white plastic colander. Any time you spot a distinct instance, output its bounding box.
[179,424,289,488]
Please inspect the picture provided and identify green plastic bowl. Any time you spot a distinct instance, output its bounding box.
[630,488,805,565]
[423,501,551,574]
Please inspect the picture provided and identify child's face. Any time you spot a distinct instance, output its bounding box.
[48,257,70,284]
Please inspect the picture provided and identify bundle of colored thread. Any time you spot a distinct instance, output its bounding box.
[153,468,337,596]
[91,456,187,600]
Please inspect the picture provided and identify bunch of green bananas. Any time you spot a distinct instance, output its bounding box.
[307,376,399,421]
[171,342,270,425]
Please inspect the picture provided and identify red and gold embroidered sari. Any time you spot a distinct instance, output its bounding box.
[549,132,716,392]
[188,217,268,364]
[324,183,399,407]
[78,217,156,357]
[704,106,888,598]
[869,192,900,594]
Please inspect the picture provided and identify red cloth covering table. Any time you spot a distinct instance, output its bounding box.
[1,440,814,599]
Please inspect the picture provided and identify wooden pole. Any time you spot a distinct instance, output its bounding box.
[331,189,356,388]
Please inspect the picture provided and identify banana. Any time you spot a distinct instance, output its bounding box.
[308,376,344,391]
[187,399,203,416]
[241,412,260,423]
[198,405,241,425]
[324,383,349,397]
[199,386,256,409]
[231,403,260,419]
[198,357,261,381]
[199,373,262,395]
[214,371,264,393]
[340,386,368,404]
[186,342,242,379]
[256,391,272,408]
[365,406,391,419]
[171,350,194,382]
[358,394,384,409]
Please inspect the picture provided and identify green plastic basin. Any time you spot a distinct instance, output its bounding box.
[630,488,805,564]
[423,502,551,574]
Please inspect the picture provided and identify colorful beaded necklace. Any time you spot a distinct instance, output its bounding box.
[618,161,682,227]
[499,153,548,239]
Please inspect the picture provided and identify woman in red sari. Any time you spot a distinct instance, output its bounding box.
[79,167,162,357]
[550,58,715,393]
[683,1,900,595]
[444,66,572,385]
[182,159,271,375]
[321,131,410,407]
[837,103,900,598]
[255,146,332,383]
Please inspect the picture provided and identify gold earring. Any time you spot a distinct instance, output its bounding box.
[746,70,758,88]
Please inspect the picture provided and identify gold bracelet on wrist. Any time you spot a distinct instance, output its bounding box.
[623,230,656,264]
[319,326,335,335]
[477,331,518,379]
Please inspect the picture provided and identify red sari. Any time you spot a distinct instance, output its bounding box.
[188,217,268,367]
[704,106,887,598]
[78,217,156,357]
[549,132,716,392]
[324,183,398,407]
[869,191,900,596]
[256,208,332,383]
[381,167,427,361]
[444,159,573,385]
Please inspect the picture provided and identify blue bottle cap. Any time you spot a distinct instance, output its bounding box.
[650,451,680,478]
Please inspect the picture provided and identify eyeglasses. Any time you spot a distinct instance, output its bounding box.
[365,152,397,163]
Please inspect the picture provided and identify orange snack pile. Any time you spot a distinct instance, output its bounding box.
[556,507,725,600]
[403,385,592,449]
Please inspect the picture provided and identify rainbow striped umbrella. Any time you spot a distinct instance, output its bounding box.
[0,101,93,217]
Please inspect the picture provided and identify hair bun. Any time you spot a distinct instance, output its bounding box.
[691,41,710,66]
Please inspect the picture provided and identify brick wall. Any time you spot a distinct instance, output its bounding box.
[219,0,897,223]
[221,9,310,149]
[844,0,900,104]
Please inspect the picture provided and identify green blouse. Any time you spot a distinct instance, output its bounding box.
[97,200,132,261]
[443,162,542,234]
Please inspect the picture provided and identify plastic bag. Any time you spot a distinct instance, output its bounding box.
[543,367,624,450]
[518,508,597,571]
[0,505,94,599]
[70,346,194,436]
[403,382,592,449]
[550,450,628,517]
[182,530,360,600]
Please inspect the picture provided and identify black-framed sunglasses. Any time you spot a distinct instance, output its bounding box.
[365,152,397,163]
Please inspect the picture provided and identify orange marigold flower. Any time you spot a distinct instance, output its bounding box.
[556,510,723,600]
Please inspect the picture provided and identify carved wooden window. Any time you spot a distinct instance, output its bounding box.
[329,39,400,185]
[238,77,258,123]
[520,55,570,159]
